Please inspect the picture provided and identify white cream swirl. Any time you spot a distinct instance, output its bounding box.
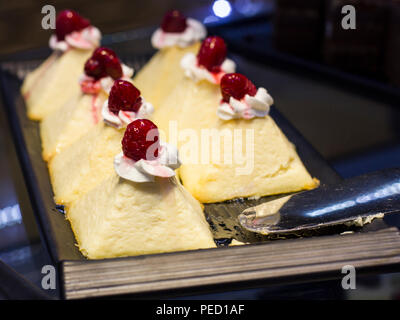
[217,88,274,120]
[180,53,236,84]
[79,64,134,95]
[151,18,206,49]
[49,26,101,52]
[114,141,181,182]
[102,98,154,129]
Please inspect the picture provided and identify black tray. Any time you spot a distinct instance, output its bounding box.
[1,36,400,299]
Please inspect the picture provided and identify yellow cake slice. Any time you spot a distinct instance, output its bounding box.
[67,174,216,259]
[153,78,220,137]
[49,122,124,205]
[153,36,236,137]
[133,10,206,108]
[24,49,93,120]
[133,43,200,108]
[66,117,215,259]
[49,80,153,206]
[40,47,134,161]
[40,92,107,161]
[154,68,318,203]
[22,9,101,120]
[178,117,318,203]
[21,52,59,98]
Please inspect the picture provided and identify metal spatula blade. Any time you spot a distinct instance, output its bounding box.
[239,168,400,235]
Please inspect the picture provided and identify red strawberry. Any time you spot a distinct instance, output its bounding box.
[55,10,90,41]
[161,10,187,33]
[92,47,123,80]
[122,119,160,161]
[84,47,123,80]
[108,80,142,114]
[197,36,227,73]
[84,58,105,80]
[220,73,257,102]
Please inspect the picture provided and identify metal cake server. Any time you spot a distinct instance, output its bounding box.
[239,168,400,235]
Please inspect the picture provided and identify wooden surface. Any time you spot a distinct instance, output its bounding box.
[62,227,400,299]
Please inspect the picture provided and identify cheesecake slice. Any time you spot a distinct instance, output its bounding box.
[49,80,152,206]
[153,77,220,138]
[178,117,318,203]
[40,47,133,161]
[68,174,216,259]
[67,119,215,259]
[22,10,101,120]
[133,43,200,108]
[155,39,318,203]
[133,10,205,108]
[156,78,317,203]
[153,36,235,137]
[49,122,123,205]
[24,49,92,120]
[40,92,106,161]
[21,51,59,100]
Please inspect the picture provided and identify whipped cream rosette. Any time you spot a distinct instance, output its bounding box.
[49,9,100,52]
[114,119,181,183]
[217,73,274,120]
[181,53,235,84]
[49,25,101,52]
[181,36,236,84]
[151,18,206,49]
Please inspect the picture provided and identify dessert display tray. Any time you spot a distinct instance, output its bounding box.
[1,40,400,299]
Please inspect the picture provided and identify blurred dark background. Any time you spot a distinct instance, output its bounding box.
[0,0,202,55]
[0,0,399,299]
[1,0,399,87]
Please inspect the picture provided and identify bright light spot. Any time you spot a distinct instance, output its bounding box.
[0,204,22,229]
[307,200,356,217]
[212,0,232,18]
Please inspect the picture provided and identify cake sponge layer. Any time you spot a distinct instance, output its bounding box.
[40,92,107,161]
[23,49,92,120]
[49,123,124,206]
[133,42,200,109]
[67,174,216,259]
[21,52,59,97]
[154,78,318,203]
[179,119,319,203]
